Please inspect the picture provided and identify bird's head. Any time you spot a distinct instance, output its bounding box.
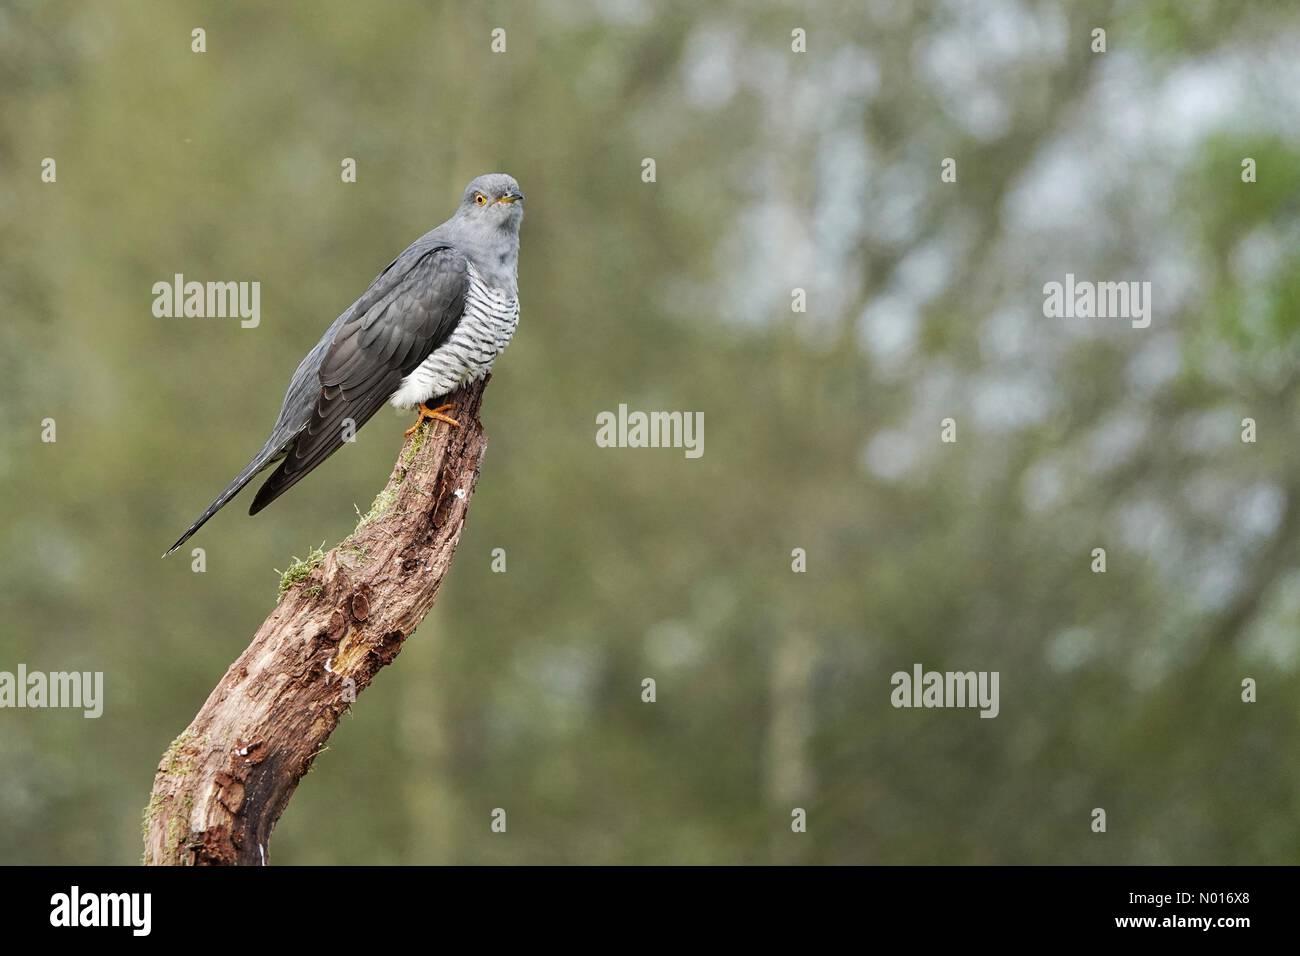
[457,173,524,233]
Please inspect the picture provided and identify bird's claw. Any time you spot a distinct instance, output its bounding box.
[404,402,460,436]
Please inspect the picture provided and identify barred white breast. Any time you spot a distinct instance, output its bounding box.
[389,263,520,409]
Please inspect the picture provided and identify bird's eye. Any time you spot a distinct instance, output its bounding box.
[474,193,487,206]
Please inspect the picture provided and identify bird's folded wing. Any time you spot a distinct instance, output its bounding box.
[248,245,469,515]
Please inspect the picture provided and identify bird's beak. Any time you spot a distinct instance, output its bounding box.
[496,191,524,205]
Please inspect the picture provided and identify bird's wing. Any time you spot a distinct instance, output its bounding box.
[248,244,469,515]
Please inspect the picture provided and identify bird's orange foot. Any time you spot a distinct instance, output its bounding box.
[404,402,460,436]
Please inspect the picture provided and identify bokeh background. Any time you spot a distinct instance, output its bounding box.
[3,0,1300,864]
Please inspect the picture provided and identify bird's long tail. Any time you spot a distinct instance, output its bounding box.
[163,438,291,557]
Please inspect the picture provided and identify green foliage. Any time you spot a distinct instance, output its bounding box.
[275,546,326,597]
[354,484,400,532]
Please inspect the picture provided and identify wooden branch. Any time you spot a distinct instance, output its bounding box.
[143,378,490,866]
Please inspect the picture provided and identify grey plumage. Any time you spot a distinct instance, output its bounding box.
[165,173,524,556]
[390,262,520,406]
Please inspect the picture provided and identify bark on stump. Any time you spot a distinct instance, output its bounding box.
[143,378,489,865]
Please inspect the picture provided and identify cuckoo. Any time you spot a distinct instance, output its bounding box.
[166,173,524,556]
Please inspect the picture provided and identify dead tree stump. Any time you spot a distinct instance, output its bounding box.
[143,378,489,865]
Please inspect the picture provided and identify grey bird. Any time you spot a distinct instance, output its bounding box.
[165,173,524,556]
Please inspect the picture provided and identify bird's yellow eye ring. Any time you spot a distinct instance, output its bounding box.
[474,193,487,206]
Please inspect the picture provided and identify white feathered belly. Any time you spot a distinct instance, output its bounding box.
[390,265,520,408]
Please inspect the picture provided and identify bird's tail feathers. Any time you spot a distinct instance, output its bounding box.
[163,438,291,557]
